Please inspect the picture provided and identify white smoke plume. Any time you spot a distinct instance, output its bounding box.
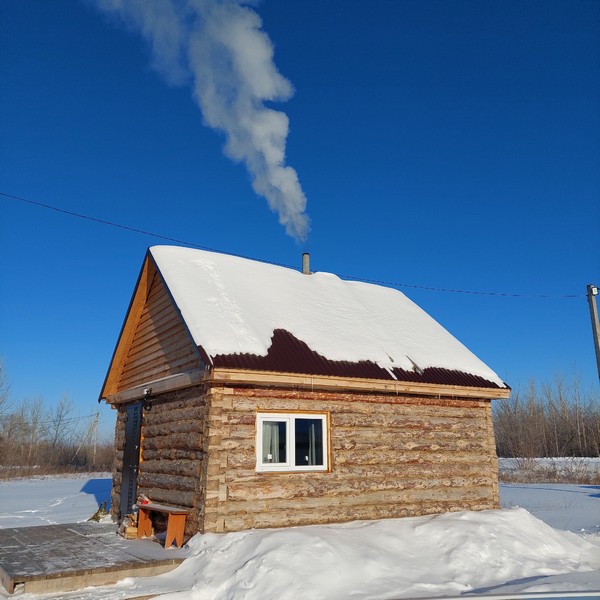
[94,0,310,241]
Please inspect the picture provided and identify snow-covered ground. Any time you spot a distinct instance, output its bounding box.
[0,474,599,599]
[502,482,600,535]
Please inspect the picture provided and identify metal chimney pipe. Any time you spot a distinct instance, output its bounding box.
[302,253,311,275]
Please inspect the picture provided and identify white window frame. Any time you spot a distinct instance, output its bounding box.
[256,412,329,473]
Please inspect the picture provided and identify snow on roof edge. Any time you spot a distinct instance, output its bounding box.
[149,245,508,388]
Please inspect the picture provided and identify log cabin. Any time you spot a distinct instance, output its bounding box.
[99,245,510,538]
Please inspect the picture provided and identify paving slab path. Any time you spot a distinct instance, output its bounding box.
[0,522,187,595]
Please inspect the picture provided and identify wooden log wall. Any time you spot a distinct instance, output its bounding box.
[110,408,126,521]
[110,386,208,536]
[136,385,208,537]
[204,386,499,533]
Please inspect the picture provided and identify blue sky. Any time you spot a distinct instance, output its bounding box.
[1,0,599,439]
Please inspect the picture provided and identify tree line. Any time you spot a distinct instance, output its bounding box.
[0,363,113,478]
[493,374,600,458]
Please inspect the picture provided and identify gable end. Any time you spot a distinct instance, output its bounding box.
[99,253,205,400]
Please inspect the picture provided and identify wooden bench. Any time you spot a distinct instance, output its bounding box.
[136,503,189,549]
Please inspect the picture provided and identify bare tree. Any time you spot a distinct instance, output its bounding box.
[48,395,74,447]
[0,379,114,476]
[19,397,47,466]
[0,360,11,418]
[494,373,600,458]
[0,411,28,465]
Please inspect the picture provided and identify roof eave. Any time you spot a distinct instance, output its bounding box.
[209,367,511,400]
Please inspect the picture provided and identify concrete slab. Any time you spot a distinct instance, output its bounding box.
[0,522,187,595]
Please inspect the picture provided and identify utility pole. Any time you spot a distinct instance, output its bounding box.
[587,284,600,382]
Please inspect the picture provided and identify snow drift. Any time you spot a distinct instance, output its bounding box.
[154,508,600,600]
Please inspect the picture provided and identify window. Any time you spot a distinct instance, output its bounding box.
[256,412,329,472]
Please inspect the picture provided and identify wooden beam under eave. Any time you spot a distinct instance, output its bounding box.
[103,368,208,405]
[99,254,157,400]
[209,368,512,400]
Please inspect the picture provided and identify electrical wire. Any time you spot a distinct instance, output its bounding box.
[0,191,292,268]
[50,412,99,424]
[1,191,584,299]
[340,275,582,298]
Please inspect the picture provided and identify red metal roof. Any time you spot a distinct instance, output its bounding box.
[211,329,504,389]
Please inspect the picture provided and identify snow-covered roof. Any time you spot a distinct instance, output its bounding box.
[150,245,507,389]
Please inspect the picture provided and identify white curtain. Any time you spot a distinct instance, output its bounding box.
[308,422,317,465]
[262,421,281,463]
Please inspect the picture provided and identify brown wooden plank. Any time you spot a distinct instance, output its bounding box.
[105,370,207,405]
[121,337,198,378]
[211,370,510,399]
[126,326,198,363]
[118,353,202,390]
[103,258,204,395]
[100,258,156,398]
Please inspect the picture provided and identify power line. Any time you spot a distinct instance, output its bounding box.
[0,191,292,269]
[1,191,215,250]
[1,190,584,299]
[341,275,582,299]
[56,412,99,424]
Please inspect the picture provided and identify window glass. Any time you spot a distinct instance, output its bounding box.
[262,420,287,463]
[295,418,323,466]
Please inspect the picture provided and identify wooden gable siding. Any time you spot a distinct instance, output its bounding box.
[203,386,499,533]
[116,271,203,392]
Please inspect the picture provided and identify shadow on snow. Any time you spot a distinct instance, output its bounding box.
[80,478,112,507]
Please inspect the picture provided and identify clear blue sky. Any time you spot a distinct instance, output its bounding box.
[1,0,599,439]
